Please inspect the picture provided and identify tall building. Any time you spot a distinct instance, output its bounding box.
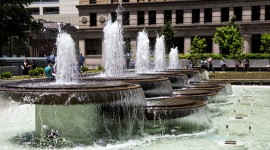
[77,0,270,67]
[26,0,79,57]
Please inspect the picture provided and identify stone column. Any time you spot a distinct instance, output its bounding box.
[130,38,137,58]
[145,11,149,25]
[200,8,204,24]
[261,5,265,21]
[183,9,192,24]
[172,10,176,25]
[184,36,191,54]
[130,11,137,26]
[243,6,251,22]
[212,41,220,54]
[212,8,221,23]
[79,39,86,56]
[243,34,252,53]
[229,7,234,19]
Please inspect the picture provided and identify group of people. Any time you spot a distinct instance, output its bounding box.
[44,53,85,80]
[188,57,250,72]
[21,59,37,75]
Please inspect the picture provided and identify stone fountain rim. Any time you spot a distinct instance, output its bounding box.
[0,81,141,93]
[82,76,170,83]
[174,89,217,96]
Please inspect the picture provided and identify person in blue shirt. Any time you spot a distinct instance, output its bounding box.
[79,53,85,69]
[44,62,55,80]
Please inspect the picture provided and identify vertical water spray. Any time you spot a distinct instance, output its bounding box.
[103,13,125,77]
[168,47,180,69]
[154,35,166,71]
[55,27,78,85]
[135,30,150,73]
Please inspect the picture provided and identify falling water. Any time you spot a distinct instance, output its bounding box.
[55,29,79,84]
[168,47,179,69]
[154,35,166,71]
[102,14,125,77]
[135,30,150,73]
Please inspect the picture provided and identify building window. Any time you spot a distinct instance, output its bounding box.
[123,0,129,2]
[122,12,129,25]
[111,0,118,3]
[174,37,184,53]
[221,7,229,22]
[111,12,117,22]
[137,11,145,25]
[164,10,172,23]
[234,7,242,21]
[149,11,156,25]
[176,10,183,24]
[204,8,212,23]
[266,5,270,20]
[252,34,261,53]
[252,6,260,21]
[85,39,102,55]
[43,7,59,14]
[27,8,40,15]
[89,0,96,4]
[42,0,59,1]
[90,13,97,26]
[192,9,200,23]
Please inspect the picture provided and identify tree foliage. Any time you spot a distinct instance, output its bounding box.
[189,35,207,54]
[189,35,207,66]
[213,15,244,56]
[260,33,270,53]
[0,0,42,55]
[160,20,176,53]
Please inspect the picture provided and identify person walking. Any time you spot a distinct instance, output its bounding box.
[126,52,131,69]
[79,53,85,69]
[207,57,215,73]
[220,58,227,71]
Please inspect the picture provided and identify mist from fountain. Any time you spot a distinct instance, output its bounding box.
[135,30,151,73]
[102,14,125,77]
[154,35,166,71]
[55,28,79,85]
[168,47,180,69]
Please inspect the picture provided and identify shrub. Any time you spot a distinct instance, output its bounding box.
[97,65,104,71]
[28,69,39,76]
[36,68,44,75]
[81,66,89,72]
[1,72,12,79]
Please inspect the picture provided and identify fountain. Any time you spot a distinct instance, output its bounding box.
[168,47,180,69]
[135,30,151,73]
[0,23,147,146]
[154,35,166,71]
[0,6,247,149]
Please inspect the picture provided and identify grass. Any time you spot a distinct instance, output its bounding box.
[209,71,270,79]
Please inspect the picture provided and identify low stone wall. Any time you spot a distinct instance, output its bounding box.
[0,66,18,76]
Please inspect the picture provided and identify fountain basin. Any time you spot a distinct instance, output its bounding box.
[82,76,173,98]
[144,96,212,134]
[190,80,233,95]
[173,89,216,101]
[138,72,188,89]
[0,80,146,144]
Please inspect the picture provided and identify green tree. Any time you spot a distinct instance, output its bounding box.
[160,20,176,53]
[189,35,207,66]
[213,15,244,56]
[0,0,42,56]
[260,33,270,53]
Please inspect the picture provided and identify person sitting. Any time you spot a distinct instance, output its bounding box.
[44,62,55,80]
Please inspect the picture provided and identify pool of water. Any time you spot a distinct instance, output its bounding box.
[0,85,270,150]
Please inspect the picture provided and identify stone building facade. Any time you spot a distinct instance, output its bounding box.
[77,0,270,66]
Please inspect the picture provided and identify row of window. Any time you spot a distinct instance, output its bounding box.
[89,5,270,26]
[85,34,262,55]
[33,0,59,2]
[27,7,59,15]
